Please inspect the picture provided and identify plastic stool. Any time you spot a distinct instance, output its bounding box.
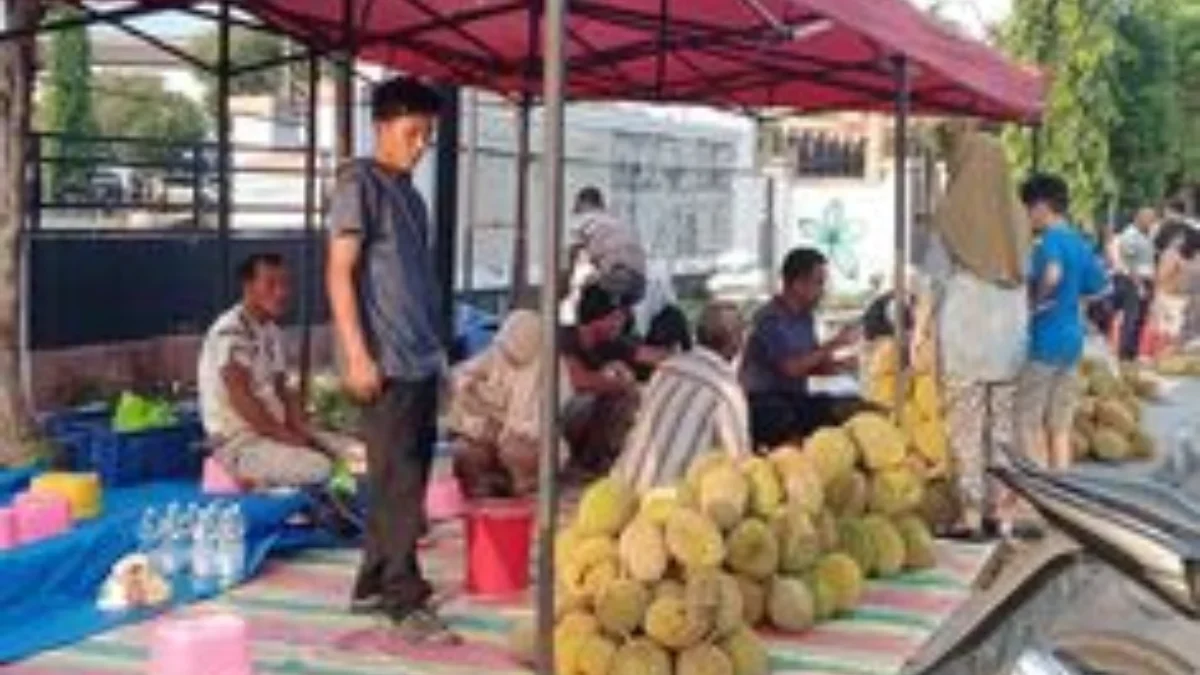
[424,476,466,522]
[0,507,16,550]
[13,492,72,544]
[149,613,252,675]
[202,457,243,495]
[464,498,533,598]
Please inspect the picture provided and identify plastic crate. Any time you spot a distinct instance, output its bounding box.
[42,405,204,486]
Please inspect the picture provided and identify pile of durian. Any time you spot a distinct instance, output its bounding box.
[1072,359,1156,463]
[509,411,941,675]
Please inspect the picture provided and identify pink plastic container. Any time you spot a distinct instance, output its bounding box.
[464,499,533,598]
[149,613,252,675]
[0,507,17,550]
[13,492,71,543]
[424,477,466,522]
[202,457,243,495]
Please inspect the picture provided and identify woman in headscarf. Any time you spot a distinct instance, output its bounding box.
[920,120,1030,540]
[447,310,569,498]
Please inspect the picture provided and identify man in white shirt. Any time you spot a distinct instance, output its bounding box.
[198,253,362,488]
[615,302,752,490]
[567,186,648,312]
[1109,207,1158,360]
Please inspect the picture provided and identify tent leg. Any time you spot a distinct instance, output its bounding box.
[537,0,567,672]
[511,94,531,307]
[299,51,319,401]
[216,0,232,305]
[434,85,461,344]
[462,89,478,292]
[892,56,911,418]
[335,0,356,165]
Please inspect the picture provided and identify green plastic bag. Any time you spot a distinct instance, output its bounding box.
[112,391,177,433]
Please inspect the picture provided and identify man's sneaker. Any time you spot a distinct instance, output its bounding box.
[390,607,461,646]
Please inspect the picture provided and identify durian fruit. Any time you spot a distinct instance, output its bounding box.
[644,595,711,650]
[1092,428,1133,462]
[686,453,733,495]
[639,487,682,525]
[894,514,937,569]
[726,518,780,580]
[734,575,766,626]
[610,638,673,675]
[918,479,961,531]
[1071,430,1092,461]
[554,612,600,674]
[767,576,815,633]
[561,536,618,601]
[801,427,860,485]
[771,504,822,573]
[825,470,869,517]
[595,578,650,637]
[845,412,908,470]
[911,418,950,476]
[868,466,925,516]
[816,509,841,553]
[575,477,636,536]
[741,456,784,518]
[781,462,825,517]
[720,627,770,675]
[664,507,727,570]
[1095,400,1137,437]
[655,578,686,602]
[814,553,865,615]
[619,517,668,583]
[677,642,735,675]
[573,632,618,675]
[555,526,584,569]
[699,464,750,531]
[803,570,838,621]
[705,572,746,638]
[837,518,877,576]
[913,374,941,420]
[1130,428,1155,459]
[861,514,906,577]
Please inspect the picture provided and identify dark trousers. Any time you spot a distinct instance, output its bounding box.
[748,392,876,448]
[1114,275,1151,360]
[352,377,439,617]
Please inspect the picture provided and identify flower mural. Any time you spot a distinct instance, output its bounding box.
[796,198,865,282]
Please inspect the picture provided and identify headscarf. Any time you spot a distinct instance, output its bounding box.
[931,129,1030,286]
[446,310,570,446]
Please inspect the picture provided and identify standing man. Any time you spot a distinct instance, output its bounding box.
[1017,174,1108,476]
[325,77,456,643]
[740,248,862,447]
[565,186,648,313]
[1109,207,1157,361]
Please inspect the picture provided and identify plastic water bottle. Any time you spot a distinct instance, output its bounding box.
[190,505,216,582]
[158,502,182,575]
[137,507,162,568]
[216,503,246,587]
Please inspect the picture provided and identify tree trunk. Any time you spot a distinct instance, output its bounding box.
[0,0,38,466]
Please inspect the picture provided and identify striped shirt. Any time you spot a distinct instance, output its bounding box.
[615,347,752,490]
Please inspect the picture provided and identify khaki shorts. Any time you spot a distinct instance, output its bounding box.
[1015,362,1080,434]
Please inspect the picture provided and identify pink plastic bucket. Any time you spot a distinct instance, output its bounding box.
[464,499,533,597]
[424,477,466,522]
[0,507,16,550]
[14,492,71,543]
[149,613,252,675]
[202,457,243,495]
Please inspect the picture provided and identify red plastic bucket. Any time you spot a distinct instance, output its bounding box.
[464,498,533,598]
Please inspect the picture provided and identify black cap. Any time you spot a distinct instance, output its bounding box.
[577,284,620,325]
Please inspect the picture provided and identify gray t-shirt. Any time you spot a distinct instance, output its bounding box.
[739,298,818,397]
[326,160,444,381]
[1116,225,1155,279]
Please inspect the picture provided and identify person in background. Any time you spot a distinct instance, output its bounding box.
[560,284,664,479]
[324,77,457,643]
[1108,207,1158,361]
[616,302,751,490]
[1018,173,1108,480]
[740,248,862,448]
[1144,228,1194,358]
[198,253,364,488]
[566,187,648,311]
[447,310,567,499]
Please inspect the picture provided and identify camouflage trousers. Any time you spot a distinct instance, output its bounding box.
[943,377,1017,516]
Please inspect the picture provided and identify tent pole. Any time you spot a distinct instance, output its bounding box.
[216,0,232,305]
[511,94,531,306]
[335,0,356,165]
[299,51,319,402]
[537,0,567,672]
[434,85,461,344]
[462,89,478,291]
[892,55,910,419]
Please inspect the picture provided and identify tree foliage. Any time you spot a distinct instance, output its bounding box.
[190,27,324,110]
[42,6,98,197]
[91,74,209,166]
[1172,1,1200,190]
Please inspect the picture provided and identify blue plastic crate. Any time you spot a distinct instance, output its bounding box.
[41,405,204,486]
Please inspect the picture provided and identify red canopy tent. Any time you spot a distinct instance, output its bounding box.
[184,0,1043,122]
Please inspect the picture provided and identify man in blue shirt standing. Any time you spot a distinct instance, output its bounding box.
[325,77,456,644]
[1017,174,1108,476]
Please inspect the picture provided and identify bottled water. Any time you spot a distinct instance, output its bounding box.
[158,502,182,575]
[137,507,162,569]
[190,505,217,582]
[216,503,246,587]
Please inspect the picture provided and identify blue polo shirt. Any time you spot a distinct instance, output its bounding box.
[326,160,444,381]
[739,297,818,397]
[1027,223,1108,366]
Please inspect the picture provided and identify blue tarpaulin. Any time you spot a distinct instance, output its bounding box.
[0,481,312,663]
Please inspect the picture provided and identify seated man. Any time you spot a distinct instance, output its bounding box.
[561,284,664,479]
[740,248,864,448]
[615,301,752,490]
[198,253,362,488]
